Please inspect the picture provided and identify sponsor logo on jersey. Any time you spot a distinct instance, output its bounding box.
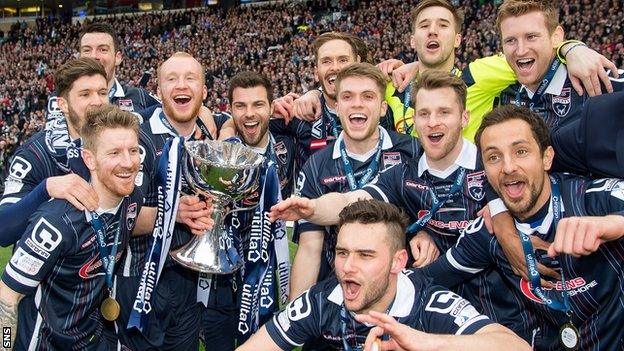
[416,208,469,232]
[322,175,347,185]
[27,218,62,257]
[11,247,44,276]
[610,181,624,202]
[117,99,135,112]
[405,180,428,191]
[78,250,124,279]
[382,152,401,170]
[466,171,486,201]
[519,277,598,303]
[552,87,571,117]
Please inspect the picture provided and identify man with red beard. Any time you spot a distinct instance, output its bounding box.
[0,104,142,350]
[237,199,529,350]
[116,52,228,350]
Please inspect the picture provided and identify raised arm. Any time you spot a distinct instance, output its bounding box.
[269,189,371,225]
[358,311,530,351]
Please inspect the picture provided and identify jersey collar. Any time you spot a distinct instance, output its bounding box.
[148,107,196,138]
[327,270,414,318]
[514,186,564,236]
[111,79,125,98]
[332,126,393,160]
[521,63,568,99]
[417,138,477,178]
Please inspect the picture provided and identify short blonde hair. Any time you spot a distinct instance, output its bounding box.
[80,105,139,151]
[496,0,560,35]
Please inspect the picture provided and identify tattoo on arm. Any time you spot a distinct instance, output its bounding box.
[0,298,19,350]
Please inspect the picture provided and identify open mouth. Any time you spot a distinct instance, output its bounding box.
[243,120,260,134]
[503,179,526,199]
[348,113,368,127]
[173,94,192,105]
[428,132,444,144]
[115,170,136,182]
[516,58,535,71]
[327,75,337,86]
[342,279,361,301]
[426,41,440,50]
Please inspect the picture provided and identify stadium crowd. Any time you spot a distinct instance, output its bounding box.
[0,0,622,179]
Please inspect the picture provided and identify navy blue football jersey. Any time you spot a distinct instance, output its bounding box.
[126,107,230,276]
[265,270,494,350]
[296,128,420,281]
[269,118,311,197]
[551,90,624,179]
[424,173,624,350]
[363,140,485,252]
[2,192,142,350]
[0,131,64,208]
[496,64,624,132]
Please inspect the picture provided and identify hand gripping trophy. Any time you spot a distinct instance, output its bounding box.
[170,140,264,274]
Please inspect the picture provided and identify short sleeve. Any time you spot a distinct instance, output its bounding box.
[265,288,321,349]
[1,147,49,207]
[421,286,493,335]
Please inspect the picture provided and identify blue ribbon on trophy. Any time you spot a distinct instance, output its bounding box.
[128,136,184,331]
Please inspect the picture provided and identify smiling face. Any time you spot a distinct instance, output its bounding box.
[57,74,109,139]
[85,127,140,199]
[500,11,563,92]
[413,87,467,168]
[480,118,554,220]
[314,39,358,101]
[231,85,271,147]
[410,5,461,70]
[336,76,387,146]
[79,32,122,83]
[334,221,404,314]
[158,55,207,126]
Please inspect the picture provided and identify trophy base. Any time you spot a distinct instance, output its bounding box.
[170,245,243,275]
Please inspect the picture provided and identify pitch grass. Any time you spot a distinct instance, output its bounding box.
[0,229,300,351]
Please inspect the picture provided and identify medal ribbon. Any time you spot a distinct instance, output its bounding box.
[128,136,184,332]
[515,59,560,110]
[406,167,466,234]
[518,176,572,314]
[89,198,129,292]
[339,127,384,191]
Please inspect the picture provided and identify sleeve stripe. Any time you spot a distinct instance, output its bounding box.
[273,315,304,347]
[445,250,483,274]
[0,197,21,206]
[5,264,40,287]
[455,315,490,335]
[363,184,389,202]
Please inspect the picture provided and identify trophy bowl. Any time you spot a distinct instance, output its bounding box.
[170,140,265,274]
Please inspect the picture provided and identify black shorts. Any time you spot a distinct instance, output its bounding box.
[111,265,201,351]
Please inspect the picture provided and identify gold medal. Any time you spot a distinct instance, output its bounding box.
[101,297,120,321]
[559,321,580,350]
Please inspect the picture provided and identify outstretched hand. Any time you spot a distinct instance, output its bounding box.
[268,196,315,222]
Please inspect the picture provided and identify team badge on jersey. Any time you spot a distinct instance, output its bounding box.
[552,87,571,117]
[382,152,401,170]
[274,140,288,165]
[126,202,138,230]
[117,99,135,112]
[466,171,486,201]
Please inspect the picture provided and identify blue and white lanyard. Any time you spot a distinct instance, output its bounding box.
[338,131,384,191]
[519,177,572,316]
[322,103,341,140]
[90,208,123,291]
[406,167,466,234]
[515,59,560,111]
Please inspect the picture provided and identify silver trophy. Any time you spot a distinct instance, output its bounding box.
[170,140,265,274]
